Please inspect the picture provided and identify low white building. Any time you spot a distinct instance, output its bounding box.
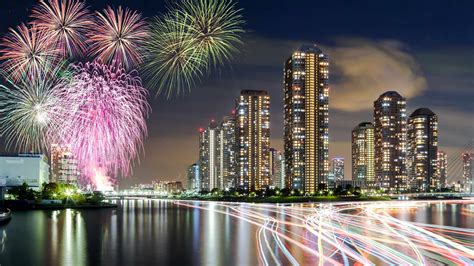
[0,154,50,190]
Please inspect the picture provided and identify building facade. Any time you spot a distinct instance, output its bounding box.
[374,91,407,192]
[0,154,49,190]
[219,116,237,189]
[269,149,285,188]
[187,163,200,190]
[50,144,80,185]
[198,121,220,191]
[284,44,329,193]
[352,122,375,187]
[235,90,271,191]
[462,152,473,193]
[407,108,438,191]
[331,158,344,182]
[436,151,447,188]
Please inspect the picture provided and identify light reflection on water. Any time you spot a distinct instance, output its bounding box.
[0,200,472,265]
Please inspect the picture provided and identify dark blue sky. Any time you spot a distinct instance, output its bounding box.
[1,0,473,186]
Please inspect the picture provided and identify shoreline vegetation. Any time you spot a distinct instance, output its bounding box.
[171,195,392,203]
[1,182,117,211]
[0,200,117,211]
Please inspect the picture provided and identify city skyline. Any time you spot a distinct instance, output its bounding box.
[0,1,472,187]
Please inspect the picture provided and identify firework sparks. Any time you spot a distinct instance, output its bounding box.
[0,64,71,153]
[142,13,207,97]
[143,0,244,97]
[176,0,245,67]
[0,23,58,80]
[89,6,148,69]
[30,0,93,59]
[54,61,149,186]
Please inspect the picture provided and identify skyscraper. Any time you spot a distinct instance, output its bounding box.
[407,108,438,191]
[462,152,473,193]
[284,44,329,193]
[219,116,237,189]
[272,152,285,189]
[269,148,285,188]
[352,122,375,187]
[331,158,344,182]
[374,91,407,192]
[198,121,219,191]
[187,163,200,190]
[235,90,271,191]
[437,151,447,188]
[269,148,278,181]
[50,144,80,185]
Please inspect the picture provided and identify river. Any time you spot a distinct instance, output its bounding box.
[0,199,473,265]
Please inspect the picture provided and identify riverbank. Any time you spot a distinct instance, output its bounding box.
[163,195,392,203]
[0,200,117,211]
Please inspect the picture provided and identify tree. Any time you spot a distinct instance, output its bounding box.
[8,182,37,201]
[41,182,60,199]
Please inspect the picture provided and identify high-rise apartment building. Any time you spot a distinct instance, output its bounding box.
[272,152,285,189]
[284,44,329,193]
[269,148,285,188]
[374,91,407,192]
[436,151,447,188]
[198,121,219,191]
[219,116,237,189]
[269,148,278,180]
[462,152,473,193]
[331,158,344,182]
[351,122,375,187]
[407,108,438,191]
[235,90,271,191]
[50,144,80,185]
[187,163,200,190]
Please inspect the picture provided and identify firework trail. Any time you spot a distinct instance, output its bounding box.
[53,61,149,185]
[0,23,58,80]
[0,63,71,153]
[30,0,93,59]
[89,6,148,70]
[143,0,244,97]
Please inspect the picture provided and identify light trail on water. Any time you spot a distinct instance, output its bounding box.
[173,200,474,265]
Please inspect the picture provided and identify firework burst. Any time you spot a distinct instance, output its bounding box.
[89,6,149,69]
[176,0,245,67]
[54,61,149,181]
[30,0,93,59]
[143,0,244,97]
[142,13,207,97]
[0,64,71,152]
[0,23,58,80]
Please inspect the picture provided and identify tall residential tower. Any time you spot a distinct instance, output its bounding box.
[462,152,473,193]
[235,90,271,191]
[198,121,220,191]
[284,44,329,193]
[436,151,447,188]
[351,122,375,186]
[374,91,407,191]
[407,108,438,191]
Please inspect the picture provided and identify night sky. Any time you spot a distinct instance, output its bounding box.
[1,0,473,187]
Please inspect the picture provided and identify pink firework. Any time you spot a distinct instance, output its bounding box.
[30,0,93,59]
[89,6,148,69]
[0,23,58,80]
[54,61,149,185]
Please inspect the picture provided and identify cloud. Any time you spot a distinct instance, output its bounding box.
[236,36,428,112]
[326,38,427,111]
